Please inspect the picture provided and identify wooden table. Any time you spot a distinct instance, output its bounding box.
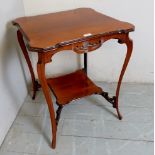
[13,8,134,149]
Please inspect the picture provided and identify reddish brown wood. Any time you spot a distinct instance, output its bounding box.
[13,8,134,52]
[115,34,133,120]
[13,8,134,149]
[47,69,102,105]
[37,57,57,149]
[17,30,40,99]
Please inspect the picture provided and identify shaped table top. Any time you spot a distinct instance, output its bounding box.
[13,8,134,52]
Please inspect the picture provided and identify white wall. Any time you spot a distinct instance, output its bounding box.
[0,0,27,146]
[23,0,154,83]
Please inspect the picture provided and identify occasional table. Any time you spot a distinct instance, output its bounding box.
[13,8,134,149]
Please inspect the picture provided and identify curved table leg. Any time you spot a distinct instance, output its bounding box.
[17,30,40,99]
[115,34,133,120]
[37,61,57,149]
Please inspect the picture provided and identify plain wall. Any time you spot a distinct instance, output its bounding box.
[0,0,27,146]
[23,0,154,83]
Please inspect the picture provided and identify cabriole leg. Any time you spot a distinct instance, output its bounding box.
[115,34,133,120]
[37,58,57,149]
[17,30,40,99]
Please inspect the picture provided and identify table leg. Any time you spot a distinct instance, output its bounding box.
[17,30,40,99]
[115,34,133,120]
[84,53,87,74]
[37,61,57,149]
[56,104,63,126]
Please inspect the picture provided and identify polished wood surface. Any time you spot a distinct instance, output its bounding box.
[17,30,41,99]
[37,61,57,148]
[13,8,134,52]
[47,69,102,104]
[13,8,134,149]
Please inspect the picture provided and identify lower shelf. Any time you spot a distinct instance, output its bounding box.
[47,69,102,105]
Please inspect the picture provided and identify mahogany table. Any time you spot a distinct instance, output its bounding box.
[13,8,134,149]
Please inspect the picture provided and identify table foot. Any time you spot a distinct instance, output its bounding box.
[116,108,123,120]
[100,91,122,120]
[32,92,36,100]
[32,81,41,100]
[51,141,56,149]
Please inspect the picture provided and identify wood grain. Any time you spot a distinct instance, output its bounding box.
[47,69,102,105]
[13,8,134,52]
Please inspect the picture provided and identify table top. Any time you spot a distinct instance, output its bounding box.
[13,8,134,52]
